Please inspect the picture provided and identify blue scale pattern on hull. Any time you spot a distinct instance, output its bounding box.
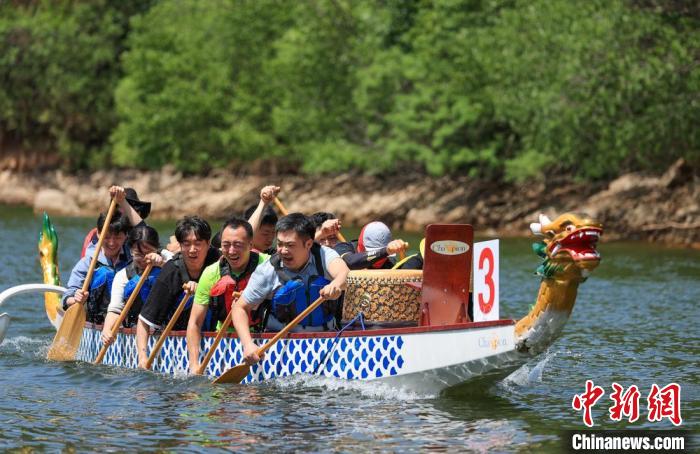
[80,328,405,382]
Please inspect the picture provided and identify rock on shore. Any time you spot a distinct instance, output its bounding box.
[0,160,698,248]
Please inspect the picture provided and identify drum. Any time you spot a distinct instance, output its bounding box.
[342,269,423,326]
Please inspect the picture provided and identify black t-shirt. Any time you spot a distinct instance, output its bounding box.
[139,247,220,331]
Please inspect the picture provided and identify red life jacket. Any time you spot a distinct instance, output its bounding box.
[81,228,98,258]
[207,252,264,331]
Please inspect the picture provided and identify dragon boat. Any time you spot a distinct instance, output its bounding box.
[0,212,602,395]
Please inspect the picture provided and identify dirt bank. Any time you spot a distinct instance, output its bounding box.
[1,159,698,248]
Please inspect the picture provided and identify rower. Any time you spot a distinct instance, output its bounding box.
[312,214,412,270]
[243,203,278,255]
[186,216,269,374]
[135,216,220,369]
[209,185,280,253]
[62,210,131,324]
[232,213,350,365]
[100,225,173,347]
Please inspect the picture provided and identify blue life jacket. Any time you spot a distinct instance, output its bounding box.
[270,243,337,328]
[122,264,162,327]
[86,264,116,324]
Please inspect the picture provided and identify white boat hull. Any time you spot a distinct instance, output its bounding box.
[78,320,527,394]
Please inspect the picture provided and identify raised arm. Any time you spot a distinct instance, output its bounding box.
[247,185,281,233]
[340,239,408,270]
[109,185,143,227]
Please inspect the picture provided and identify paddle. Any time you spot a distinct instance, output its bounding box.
[144,288,192,370]
[93,263,153,365]
[213,295,326,384]
[195,292,241,375]
[47,198,118,361]
[272,196,289,216]
[274,196,348,243]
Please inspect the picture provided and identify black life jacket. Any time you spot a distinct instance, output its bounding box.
[86,263,115,325]
[165,253,196,331]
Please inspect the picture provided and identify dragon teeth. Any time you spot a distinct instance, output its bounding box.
[551,244,561,255]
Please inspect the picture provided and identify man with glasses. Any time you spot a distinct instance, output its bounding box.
[186,215,269,374]
[136,215,219,369]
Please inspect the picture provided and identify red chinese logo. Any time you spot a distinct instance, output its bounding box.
[572,380,605,427]
[647,383,682,426]
[573,381,683,427]
[609,382,640,423]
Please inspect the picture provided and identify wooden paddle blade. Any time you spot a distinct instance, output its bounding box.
[213,363,250,384]
[46,303,86,361]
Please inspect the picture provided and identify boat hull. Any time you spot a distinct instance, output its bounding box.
[79,320,527,394]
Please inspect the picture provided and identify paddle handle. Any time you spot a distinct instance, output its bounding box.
[337,231,347,243]
[273,197,289,216]
[94,263,154,365]
[81,198,118,294]
[256,296,325,357]
[145,289,192,370]
[197,292,241,375]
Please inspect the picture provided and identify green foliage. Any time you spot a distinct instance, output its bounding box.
[1,0,698,179]
[111,0,292,172]
[0,0,152,169]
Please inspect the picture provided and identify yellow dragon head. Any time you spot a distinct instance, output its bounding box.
[39,212,63,327]
[530,213,603,280]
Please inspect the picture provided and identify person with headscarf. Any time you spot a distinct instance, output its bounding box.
[312,214,423,271]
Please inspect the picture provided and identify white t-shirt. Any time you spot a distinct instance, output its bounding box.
[107,249,173,314]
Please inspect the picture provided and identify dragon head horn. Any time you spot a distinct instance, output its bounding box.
[530,214,553,236]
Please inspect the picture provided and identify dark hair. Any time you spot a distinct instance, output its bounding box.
[175,215,212,243]
[128,225,160,251]
[311,212,336,229]
[96,211,130,234]
[211,231,222,250]
[276,213,315,241]
[221,215,254,240]
[244,204,278,227]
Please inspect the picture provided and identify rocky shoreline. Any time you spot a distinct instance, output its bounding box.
[1,159,698,248]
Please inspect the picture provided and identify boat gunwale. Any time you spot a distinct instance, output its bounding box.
[85,319,515,340]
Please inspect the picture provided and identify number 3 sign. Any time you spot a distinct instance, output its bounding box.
[473,240,499,322]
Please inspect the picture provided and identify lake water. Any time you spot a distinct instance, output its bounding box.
[1,204,698,451]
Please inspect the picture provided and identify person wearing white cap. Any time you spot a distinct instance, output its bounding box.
[312,213,411,270]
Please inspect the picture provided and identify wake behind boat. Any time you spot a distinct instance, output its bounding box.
[1,212,602,395]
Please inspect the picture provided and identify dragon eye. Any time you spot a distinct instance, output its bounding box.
[565,224,576,232]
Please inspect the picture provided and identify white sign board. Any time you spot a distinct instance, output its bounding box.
[472,240,499,322]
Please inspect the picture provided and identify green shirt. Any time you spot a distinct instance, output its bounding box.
[194,253,269,307]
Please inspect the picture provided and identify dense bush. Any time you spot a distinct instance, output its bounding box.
[0,0,151,169]
[1,0,698,180]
